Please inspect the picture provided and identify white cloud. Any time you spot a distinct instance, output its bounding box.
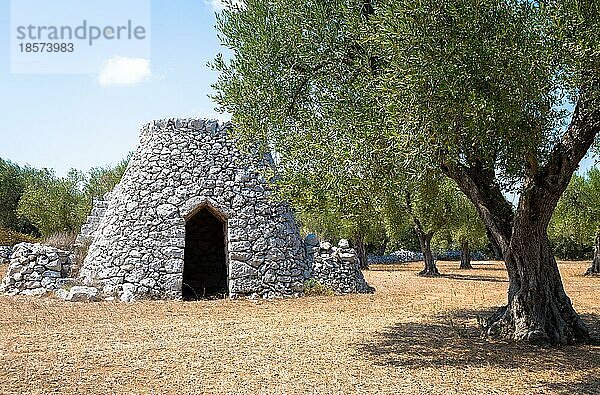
[207,0,226,12]
[98,56,152,87]
[206,0,244,12]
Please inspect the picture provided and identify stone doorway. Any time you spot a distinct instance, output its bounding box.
[182,206,228,299]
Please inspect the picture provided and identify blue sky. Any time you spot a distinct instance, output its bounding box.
[0,0,228,176]
[0,0,595,178]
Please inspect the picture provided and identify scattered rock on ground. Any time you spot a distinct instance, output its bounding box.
[65,286,99,302]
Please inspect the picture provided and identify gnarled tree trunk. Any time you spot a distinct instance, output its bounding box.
[415,227,439,276]
[485,211,588,344]
[376,236,389,256]
[459,240,473,269]
[354,234,369,270]
[584,233,600,275]
[440,97,597,344]
[486,228,503,260]
[404,191,440,276]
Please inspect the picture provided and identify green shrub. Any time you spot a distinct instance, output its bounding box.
[550,235,593,261]
[303,279,335,296]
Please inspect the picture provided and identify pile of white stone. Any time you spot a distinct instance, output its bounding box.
[0,243,101,301]
[305,235,374,294]
[368,249,424,265]
[0,243,74,296]
[0,246,12,265]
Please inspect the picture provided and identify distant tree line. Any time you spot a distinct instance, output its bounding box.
[0,156,129,241]
[550,168,600,274]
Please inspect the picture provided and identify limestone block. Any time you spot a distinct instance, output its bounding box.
[66,286,100,302]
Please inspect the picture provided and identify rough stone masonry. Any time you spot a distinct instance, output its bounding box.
[79,118,311,301]
[0,243,73,297]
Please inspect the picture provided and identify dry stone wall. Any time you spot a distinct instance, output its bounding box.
[0,246,12,265]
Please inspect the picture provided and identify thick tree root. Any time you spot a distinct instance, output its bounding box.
[459,262,473,270]
[482,302,590,345]
[417,267,441,277]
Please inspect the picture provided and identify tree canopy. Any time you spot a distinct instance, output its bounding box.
[0,158,43,235]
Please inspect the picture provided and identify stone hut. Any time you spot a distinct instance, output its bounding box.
[78,119,308,301]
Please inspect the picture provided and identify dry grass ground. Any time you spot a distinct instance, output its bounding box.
[0,260,599,394]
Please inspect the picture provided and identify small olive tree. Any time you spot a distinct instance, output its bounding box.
[0,158,42,235]
[550,167,600,274]
[17,169,88,237]
[446,190,488,269]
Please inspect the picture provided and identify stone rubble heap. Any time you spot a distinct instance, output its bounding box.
[305,235,374,294]
[0,243,75,297]
[0,246,12,265]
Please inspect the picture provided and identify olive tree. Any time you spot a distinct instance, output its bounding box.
[290,176,385,270]
[447,191,488,269]
[371,0,598,343]
[17,169,88,236]
[212,0,393,269]
[84,155,130,201]
[0,158,41,235]
[381,176,463,276]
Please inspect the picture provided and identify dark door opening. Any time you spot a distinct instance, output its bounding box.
[183,207,227,300]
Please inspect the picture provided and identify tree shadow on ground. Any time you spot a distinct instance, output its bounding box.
[369,264,423,272]
[542,374,600,394]
[370,262,508,274]
[469,263,510,271]
[359,308,600,375]
[440,273,508,283]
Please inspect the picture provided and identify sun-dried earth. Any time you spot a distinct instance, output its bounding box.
[0,260,599,394]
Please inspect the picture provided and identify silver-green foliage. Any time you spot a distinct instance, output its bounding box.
[550,166,600,258]
[16,157,129,237]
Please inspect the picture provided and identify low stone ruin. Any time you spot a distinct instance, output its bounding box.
[0,246,12,265]
[0,243,74,297]
[305,236,374,294]
[368,250,424,265]
[0,244,104,302]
